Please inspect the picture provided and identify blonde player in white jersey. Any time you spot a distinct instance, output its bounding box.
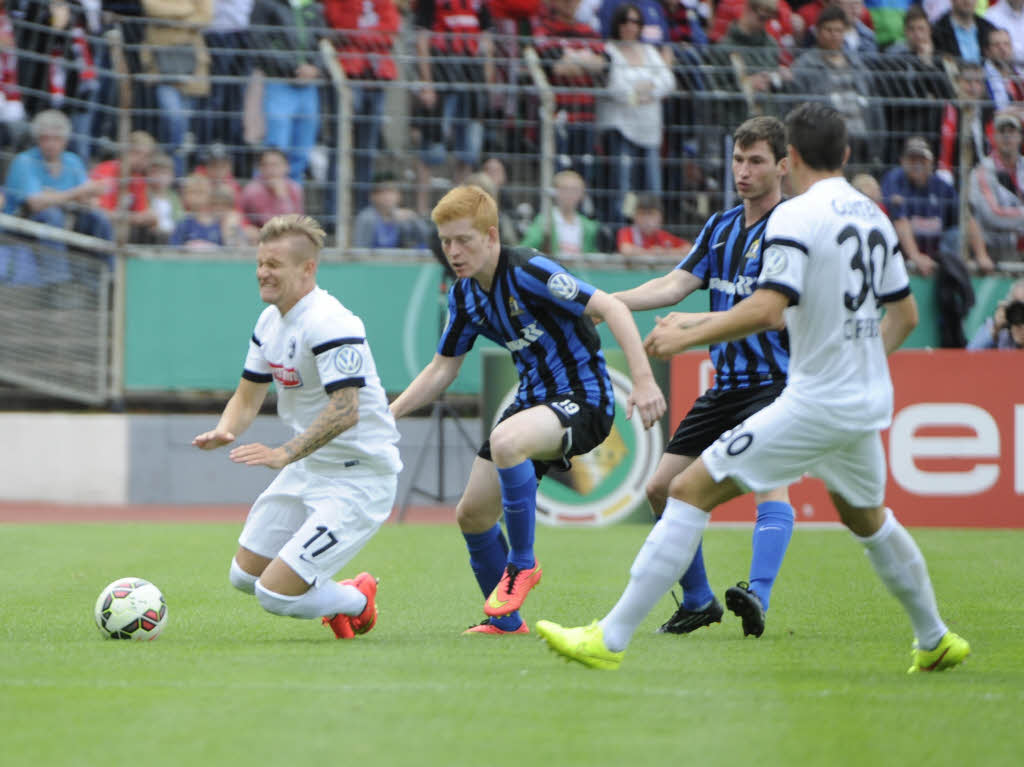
[192,214,403,640]
[537,103,971,673]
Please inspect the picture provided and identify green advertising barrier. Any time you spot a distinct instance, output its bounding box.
[481,348,669,526]
[124,257,1017,393]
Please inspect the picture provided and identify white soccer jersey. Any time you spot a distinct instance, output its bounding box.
[242,287,402,475]
[758,176,910,430]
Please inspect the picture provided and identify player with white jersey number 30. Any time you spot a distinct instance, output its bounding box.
[537,102,971,674]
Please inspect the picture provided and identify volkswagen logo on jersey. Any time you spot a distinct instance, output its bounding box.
[763,247,787,278]
[546,272,580,301]
[334,346,363,375]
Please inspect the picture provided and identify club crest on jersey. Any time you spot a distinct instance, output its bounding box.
[507,295,524,317]
[743,237,761,260]
[268,362,303,388]
[334,346,363,375]
[287,337,297,359]
[547,272,579,301]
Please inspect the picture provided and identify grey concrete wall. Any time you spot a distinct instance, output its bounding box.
[128,414,482,506]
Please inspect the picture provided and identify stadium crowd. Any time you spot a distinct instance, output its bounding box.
[1,0,1024,347]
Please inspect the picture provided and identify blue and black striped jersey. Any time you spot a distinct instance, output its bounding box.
[678,203,789,392]
[438,247,614,415]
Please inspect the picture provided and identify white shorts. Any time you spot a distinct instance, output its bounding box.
[701,390,887,508]
[238,462,398,586]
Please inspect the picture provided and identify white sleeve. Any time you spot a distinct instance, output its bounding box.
[877,223,911,303]
[309,312,370,393]
[758,202,809,305]
[242,311,272,382]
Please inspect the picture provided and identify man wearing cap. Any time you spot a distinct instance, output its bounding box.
[881,137,957,276]
[969,110,1024,264]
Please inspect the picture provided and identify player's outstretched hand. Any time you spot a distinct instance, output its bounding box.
[229,442,290,469]
[192,429,236,450]
[626,377,666,430]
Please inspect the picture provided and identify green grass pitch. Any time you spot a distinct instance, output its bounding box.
[1,522,1021,767]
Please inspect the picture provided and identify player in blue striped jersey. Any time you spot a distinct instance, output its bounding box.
[390,185,666,634]
[610,116,794,637]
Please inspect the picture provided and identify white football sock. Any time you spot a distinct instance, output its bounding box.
[254,580,367,620]
[600,498,709,651]
[229,558,258,595]
[858,508,947,650]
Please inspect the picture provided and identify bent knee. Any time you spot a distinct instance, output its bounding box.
[645,479,669,518]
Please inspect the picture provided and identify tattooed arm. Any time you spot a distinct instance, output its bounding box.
[228,387,360,469]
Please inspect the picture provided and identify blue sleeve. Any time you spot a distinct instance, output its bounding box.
[170,219,189,246]
[517,255,595,317]
[65,153,88,187]
[677,214,715,283]
[3,154,37,213]
[881,169,907,220]
[436,283,479,357]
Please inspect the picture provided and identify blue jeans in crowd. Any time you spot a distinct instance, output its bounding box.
[605,129,662,224]
[263,81,320,182]
[155,84,198,178]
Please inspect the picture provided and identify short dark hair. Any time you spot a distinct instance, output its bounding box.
[904,4,929,27]
[610,3,643,39]
[734,115,786,161]
[1006,300,1024,326]
[785,102,848,171]
[817,4,848,29]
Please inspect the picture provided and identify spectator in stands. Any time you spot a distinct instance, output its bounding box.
[204,0,254,147]
[324,0,401,214]
[937,61,991,186]
[520,169,603,258]
[533,0,609,199]
[615,193,690,264]
[3,109,109,238]
[712,0,803,54]
[982,28,1024,113]
[240,148,304,228]
[791,5,886,170]
[598,0,672,41]
[146,152,182,244]
[968,110,1024,264]
[884,136,993,346]
[478,158,522,244]
[212,183,251,246]
[851,171,884,209]
[719,0,793,106]
[171,173,223,248]
[986,0,1024,65]
[880,6,954,165]
[352,172,429,249]
[195,142,243,203]
[412,0,494,215]
[0,1,26,152]
[932,0,996,64]
[598,3,675,224]
[1,109,111,294]
[837,0,878,54]
[14,1,99,162]
[250,0,327,182]
[90,130,156,233]
[968,280,1024,348]
[663,0,711,45]
[141,0,213,178]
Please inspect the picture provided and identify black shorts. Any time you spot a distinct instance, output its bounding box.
[478,397,614,479]
[665,382,786,458]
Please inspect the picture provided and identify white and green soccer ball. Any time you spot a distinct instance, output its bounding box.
[94,578,168,640]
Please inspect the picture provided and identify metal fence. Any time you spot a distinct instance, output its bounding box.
[1,12,1012,252]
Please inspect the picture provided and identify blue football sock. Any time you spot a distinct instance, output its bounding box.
[463,525,522,631]
[679,540,715,610]
[498,460,537,570]
[748,501,794,611]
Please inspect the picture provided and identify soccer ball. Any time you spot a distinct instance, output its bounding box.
[94,578,168,640]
